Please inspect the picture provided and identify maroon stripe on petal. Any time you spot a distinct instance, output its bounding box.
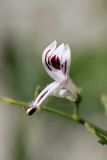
[45,49,52,71]
[64,60,67,74]
[51,55,61,70]
[37,90,48,103]
[48,56,51,65]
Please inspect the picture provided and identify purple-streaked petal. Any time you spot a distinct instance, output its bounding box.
[32,82,61,109]
[62,44,71,75]
[42,41,71,81]
[42,41,60,80]
[42,41,57,70]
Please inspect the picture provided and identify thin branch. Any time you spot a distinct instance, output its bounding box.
[0,97,107,145]
[0,97,28,107]
[42,106,107,137]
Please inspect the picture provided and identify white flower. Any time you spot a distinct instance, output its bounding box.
[27,41,80,115]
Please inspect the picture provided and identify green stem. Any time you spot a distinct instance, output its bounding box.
[0,97,107,144]
[42,106,107,137]
[0,97,28,107]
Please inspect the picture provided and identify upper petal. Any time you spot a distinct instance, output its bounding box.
[42,41,71,81]
[62,44,71,75]
[42,41,59,80]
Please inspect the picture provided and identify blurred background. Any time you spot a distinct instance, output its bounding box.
[0,0,107,159]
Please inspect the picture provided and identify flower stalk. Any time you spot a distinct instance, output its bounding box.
[0,97,107,145]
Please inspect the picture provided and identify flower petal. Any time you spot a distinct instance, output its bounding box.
[62,44,71,75]
[32,82,61,109]
[42,41,65,81]
[42,41,57,72]
[42,41,71,81]
[63,78,80,102]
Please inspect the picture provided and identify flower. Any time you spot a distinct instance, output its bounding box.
[26,41,80,115]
